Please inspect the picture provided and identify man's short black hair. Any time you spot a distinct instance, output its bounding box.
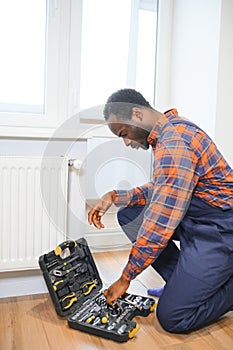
[103,88,152,120]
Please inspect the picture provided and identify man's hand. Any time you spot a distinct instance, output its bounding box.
[104,275,130,305]
[88,191,116,229]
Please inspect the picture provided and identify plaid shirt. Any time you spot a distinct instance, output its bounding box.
[113,109,233,281]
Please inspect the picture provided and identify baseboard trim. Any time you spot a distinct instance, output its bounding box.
[0,270,48,298]
[84,231,131,252]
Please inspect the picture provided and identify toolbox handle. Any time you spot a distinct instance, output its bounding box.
[128,324,140,339]
[54,240,77,258]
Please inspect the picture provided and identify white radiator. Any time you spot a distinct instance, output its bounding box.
[0,156,68,271]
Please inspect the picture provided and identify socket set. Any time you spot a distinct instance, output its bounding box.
[39,238,156,342]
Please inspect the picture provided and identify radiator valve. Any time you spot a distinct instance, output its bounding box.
[68,159,82,170]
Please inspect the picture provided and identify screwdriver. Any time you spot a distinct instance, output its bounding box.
[86,315,96,324]
[53,278,69,292]
[100,309,109,324]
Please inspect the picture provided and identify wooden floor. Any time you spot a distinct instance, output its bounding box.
[0,249,233,350]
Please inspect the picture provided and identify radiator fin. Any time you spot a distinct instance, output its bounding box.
[0,156,68,271]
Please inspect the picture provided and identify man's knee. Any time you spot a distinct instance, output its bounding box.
[117,205,147,243]
[156,298,193,333]
[156,299,177,333]
[117,207,135,243]
[117,207,128,227]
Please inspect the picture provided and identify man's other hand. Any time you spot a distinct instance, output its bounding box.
[88,191,116,229]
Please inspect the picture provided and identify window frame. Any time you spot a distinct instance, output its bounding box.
[0,0,167,138]
[0,0,80,136]
[127,0,158,91]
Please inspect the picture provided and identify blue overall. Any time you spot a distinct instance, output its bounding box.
[117,195,233,332]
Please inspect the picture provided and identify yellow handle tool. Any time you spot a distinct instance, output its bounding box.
[86,315,96,324]
[100,312,109,324]
[61,292,78,310]
[54,240,77,256]
[81,280,97,296]
[128,324,140,339]
[53,279,65,292]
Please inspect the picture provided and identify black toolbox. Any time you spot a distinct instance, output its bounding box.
[39,238,156,342]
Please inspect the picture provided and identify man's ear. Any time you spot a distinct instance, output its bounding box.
[132,107,143,122]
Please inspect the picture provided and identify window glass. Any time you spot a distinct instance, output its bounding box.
[0,0,46,114]
[80,0,131,110]
[0,0,157,128]
[80,0,158,110]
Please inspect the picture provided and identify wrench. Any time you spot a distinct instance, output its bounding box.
[49,255,79,273]
[119,297,143,311]
[52,262,82,277]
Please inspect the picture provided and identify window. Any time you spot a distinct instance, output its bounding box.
[0,0,72,131]
[0,0,158,135]
[0,0,46,115]
[80,0,158,110]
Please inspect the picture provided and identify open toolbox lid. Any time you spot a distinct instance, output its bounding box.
[39,238,103,317]
[39,238,157,342]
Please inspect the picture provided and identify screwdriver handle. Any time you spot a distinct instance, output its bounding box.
[100,311,109,324]
[86,315,96,324]
[53,279,68,292]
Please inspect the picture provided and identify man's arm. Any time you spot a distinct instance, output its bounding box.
[105,137,200,303]
[114,181,155,207]
[123,138,200,279]
[88,182,154,228]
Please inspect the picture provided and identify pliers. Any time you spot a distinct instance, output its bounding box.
[61,291,82,310]
[81,279,98,296]
[60,280,98,310]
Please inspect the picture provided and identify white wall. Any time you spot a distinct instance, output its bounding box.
[86,137,152,199]
[215,0,233,166]
[156,0,233,167]
[169,0,222,138]
[155,0,174,111]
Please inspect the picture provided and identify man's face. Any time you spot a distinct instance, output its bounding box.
[107,113,150,150]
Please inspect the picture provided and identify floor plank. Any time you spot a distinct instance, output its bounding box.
[0,249,232,350]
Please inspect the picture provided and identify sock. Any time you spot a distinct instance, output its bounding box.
[147,285,165,297]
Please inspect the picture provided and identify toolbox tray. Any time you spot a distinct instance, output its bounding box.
[39,238,156,342]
